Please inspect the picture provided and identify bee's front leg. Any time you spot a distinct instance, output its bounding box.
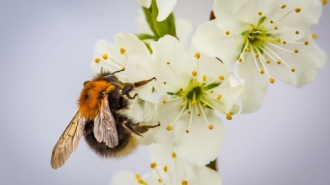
[121,77,156,99]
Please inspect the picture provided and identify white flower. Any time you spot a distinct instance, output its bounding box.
[193,0,326,113]
[137,0,177,21]
[130,35,244,165]
[110,143,222,185]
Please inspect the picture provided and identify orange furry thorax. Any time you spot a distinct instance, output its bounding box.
[78,80,114,120]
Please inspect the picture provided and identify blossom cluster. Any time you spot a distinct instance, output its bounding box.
[90,0,326,184]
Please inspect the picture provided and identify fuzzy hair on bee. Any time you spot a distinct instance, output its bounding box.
[50,70,159,169]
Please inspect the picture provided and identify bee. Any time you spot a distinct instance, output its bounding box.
[50,70,159,169]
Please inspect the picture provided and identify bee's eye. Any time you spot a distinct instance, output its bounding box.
[83,81,90,87]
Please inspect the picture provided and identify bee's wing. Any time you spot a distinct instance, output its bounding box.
[51,111,85,169]
[93,95,119,148]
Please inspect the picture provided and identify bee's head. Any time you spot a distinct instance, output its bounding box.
[78,80,114,119]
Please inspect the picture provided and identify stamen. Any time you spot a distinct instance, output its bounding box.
[294,49,299,53]
[291,68,296,72]
[172,152,177,158]
[202,75,207,81]
[258,11,262,16]
[295,30,300,35]
[322,0,327,5]
[238,57,243,62]
[192,71,197,76]
[150,162,157,169]
[102,54,108,60]
[167,61,171,65]
[166,125,172,131]
[269,77,276,83]
[217,94,222,100]
[194,52,201,59]
[208,124,214,130]
[218,75,225,80]
[226,114,232,120]
[94,58,100,63]
[270,20,274,24]
[120,48,126,54]
[163,100,167,104]
[304,41,309,45]
[260,69,265,74]
[312,33,318,39]
[277,60,282,65]
[163,166,168,172]
[295,8,301,13]
[281,4,286,9]
[182,180,188,185]
[225,30,230,35]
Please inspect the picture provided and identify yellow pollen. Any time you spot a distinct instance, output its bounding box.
[255,54,259,58]
[266,60,271,64]
[226,114,232,120]
[269,77,276,83]
[194,52,201,59]
[182,180,188,185]
[135,174,141,179]
[312,33,318,39]
[94,58,101,63]
[283,41,287,44]
[166,125,172,131]
[322,0,327,5]
[163,166,168,172]
[295,8,301,13]
[258,11,262,16]
[208,124,214,130]
[191,100,197,105]
[202,103,207,108]
[163,81,167,85]
[304,41,309,45]
[291,68,296,72]
[294,49,299,53]
[102,54,108,60]
[158,179,162,183]
[192,71,197,76]
[277,60,282,65]
[218,75,225,80]
[276,38,281,43]
[238,57,243,62]
[150,162,157,169]
[274,26,278,30]
[270,20,274,24]
[120,48,126,54]
[180,104,184,108]
[186,129,189,133]
[260,69,265,74]
[202,75,207,81]
[162,100,167,104]
[281,4,287,9]
[295,30,300,35]
[172,152,177,158]
[138,179,144,184]
[225,30,230,35]
[246,48,251,52]
[217,94,222,100]
[210,90,214,94]
[167,61,171,65]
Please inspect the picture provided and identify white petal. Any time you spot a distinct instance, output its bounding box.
[194,166,222,185]
[176,18,193,45]
[155,0,177,21]
[174,111,226,166]
[213,0,250,35]
[115,33,149,57]
[110,171,139,185]
[136,0,151,8]
[136,10,153,34]
[193,20,244,66]
[236,54,269,113]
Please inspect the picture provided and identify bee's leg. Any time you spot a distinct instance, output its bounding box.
[121,77,156,99]
[112,68,125,75]
[123,121,160,136]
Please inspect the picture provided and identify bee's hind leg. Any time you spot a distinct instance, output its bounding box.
[123,121,160,136]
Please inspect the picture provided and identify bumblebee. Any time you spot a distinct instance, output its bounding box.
[51,70,159,169]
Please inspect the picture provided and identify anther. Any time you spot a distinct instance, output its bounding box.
[255,54,259,58]
[312,33,317,39]
[274,26,278,30]
[163,166,168,172]
[180,104,184,108]
[260,69,265,74]
[294,49,299,53]
[102,54,108,60]
[226,114,232,120]
[94,58,101,63]
[167,61,171,65]
[172,152,177,158]
[258,11,262,16]
[202,103,207,108]
[269,77,276,83]
[182,180,188,185]
[246,48,251,52]
[150,162,157,169]
[304,41,309,45]
[277,60,282,65]
[163,81,167,85]
[162,100,167,104]
[192,71,197,76]
[266,60,271,64]
[191,100,197,105]
[202,75,207,81]
[135,174,141,179]
[186,130,189,133]
[295,30,300,35]
[210,90,214,94]
[218,75,225,80]
[281,4,286,9]
[291,68,296,72]
[238,57,243,62]
[322,0,327,5]
[225,30,230,35]
[283,41,287,44]
[270,20,274,24]
[194,52,201,59]
[276,38,281,43]
[295,8,301,13]
[208,124,214,130]
[166,125,172,131]
[120,48,126,54]
[217,94,222,100]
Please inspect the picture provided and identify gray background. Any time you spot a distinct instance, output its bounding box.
[0,0,329,185]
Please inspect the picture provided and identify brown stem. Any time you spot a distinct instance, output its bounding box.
[206,159,217,171]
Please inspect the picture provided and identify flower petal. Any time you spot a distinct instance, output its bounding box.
[136,0,151,8]
[156,0,177,21]
[110,171,139,185]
